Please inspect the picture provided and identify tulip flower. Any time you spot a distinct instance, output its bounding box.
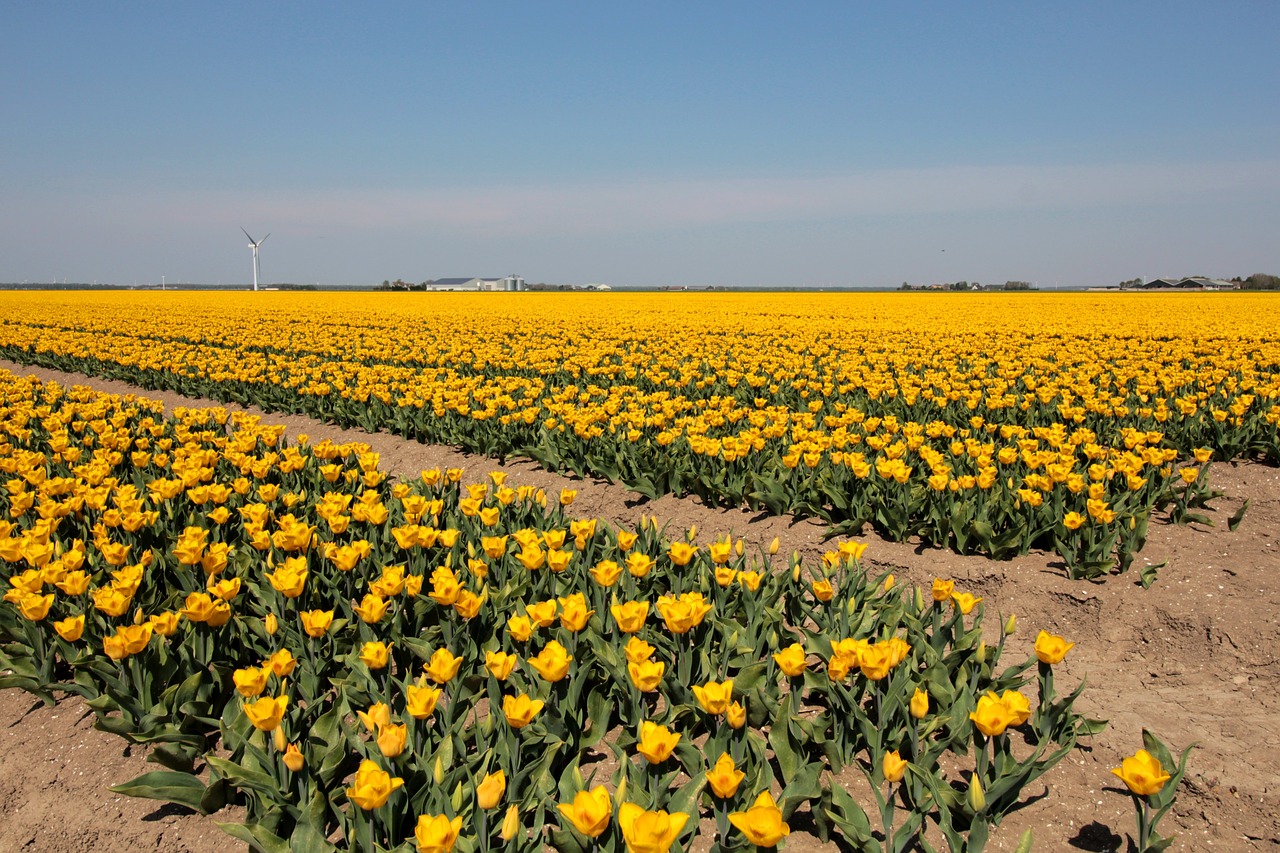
[951,591,982,615]
[406,678,443,719]
[726,700,747,730]
[931,578,954,603]
[476,770,506,809]
[728,791,790,847]
[883,749,908,783]
[557,785,612,838]
[53,613,85,642]
[484,650,518,680]
[233,666,269,698]
[773,643,807,676]
[424,648,463,684]
[611,601,650,633]
[282,742,305,773]
[360,641,392,670]
[357,702,393,733]
[636,720,681,764]
[1112,749,1171,797]
[558,592,594,632]
[706,753,745,798]
[969,692,1015,737]
[263,648,297,678]
[299,609,334,638]
[352,594,389,624]
[628,658,666,692]
[244,694,288,732]
[528,640,572,682]
[693,679,734,715]
[910,687,929,719]
[347,759,404,810]
[1034,630,1075,664]
[502,693,545,729]
[375,721,407,758]
[618,802,689,853]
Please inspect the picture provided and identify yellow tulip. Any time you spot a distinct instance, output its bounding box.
[772,643,807,677]
[528,640,573,682]
[557,786,612,838]
[611,600,650,633]
[1111,749,1172,797]
[706,753,745,799]
[346,759,404,810]
[910,687,929,719]
[233,666,269,698]
[502,693,545,729]
[282,742,305,773]
[617,802,689,853]
[377,722,408,758]
[728,791,790,847]
[360,641,392,670]
[352,594,389,624]
[1034,630,1075,664]
[413,814,463,852]
[484,650,519,680]
[692,679,734,716]
[636,720,680,764]
[628,659,666,693]
[53,613,85,642]
[243,694,288,731]
[263,648,297,678]
[951,592,983,615]
[357,702,393,733]
[969,692,1015,737]
[476,770,506,810]
[883,749,908,783]
[931,578,955,602]
[726,700,747,729]
[406,678,443,719]
[424,648,463,684]
[299,609,334,638]
[558,592,595,632]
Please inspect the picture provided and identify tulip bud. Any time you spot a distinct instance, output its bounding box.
[500,804,520,841]
[282,742,305,773]
[967,774,986,813]
[883,573,896,591]
[687,524,697,540]
[768,536,780,555]
[273,726,287,753]
[791,561,801,583]
[433,755,446,785]
[613,767,628,809]
[914,587,924,611]
[264,612,278,636]
[975,641,987,664]
[476,770,506,810]
[735,539,744,556]
[1003,613,1018,636]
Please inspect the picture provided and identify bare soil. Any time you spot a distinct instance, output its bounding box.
[2,359,1277,852]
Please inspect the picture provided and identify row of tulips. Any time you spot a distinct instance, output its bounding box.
[1,368,1171,851]
[0,292,1272,577]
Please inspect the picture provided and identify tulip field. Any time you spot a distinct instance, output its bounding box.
[0,289,1266,851]
[1,290,1276,581]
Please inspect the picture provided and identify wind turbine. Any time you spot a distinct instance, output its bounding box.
[241,227,270,291]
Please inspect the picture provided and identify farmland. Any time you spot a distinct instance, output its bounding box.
[1,290,1278,852]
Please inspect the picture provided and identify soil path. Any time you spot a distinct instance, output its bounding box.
[1,359,1277,852]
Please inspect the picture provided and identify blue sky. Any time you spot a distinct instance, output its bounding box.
[3,2,1277,287]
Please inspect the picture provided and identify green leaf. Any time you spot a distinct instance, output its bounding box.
[1228,499,1250,532]
[109,770,210,813]
[1140,561,1166,589]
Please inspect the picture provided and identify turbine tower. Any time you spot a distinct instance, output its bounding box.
[241,227,270,291]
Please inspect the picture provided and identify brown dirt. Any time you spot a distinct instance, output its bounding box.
[2,359,1278,852]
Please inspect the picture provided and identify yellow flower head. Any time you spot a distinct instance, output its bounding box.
[1111,749,1172,797]
[558,786,612,838]
[1034,630,1075,665]
[728,791,790,848]
[618,802,689,853]
[346,759,404,810]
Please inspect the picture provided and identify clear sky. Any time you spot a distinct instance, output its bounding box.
[3,2,1278,288]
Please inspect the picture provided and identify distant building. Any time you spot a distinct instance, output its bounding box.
[424,275,525,292]
[1139,277,1237,290]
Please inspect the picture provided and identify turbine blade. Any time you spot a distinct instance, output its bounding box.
[241,226,255,243]
[259,233,270,245]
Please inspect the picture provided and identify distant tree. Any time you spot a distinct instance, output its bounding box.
[1117,277,1143,288]
[1003,280,1033,291]
[1242,273,1280,290]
